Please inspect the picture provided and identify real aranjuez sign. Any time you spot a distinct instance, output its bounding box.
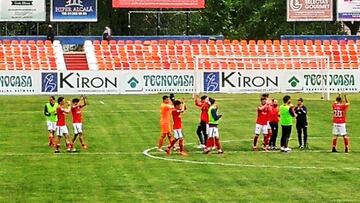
[0,70,358,95]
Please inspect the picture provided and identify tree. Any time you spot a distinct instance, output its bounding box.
[344,22,360,35]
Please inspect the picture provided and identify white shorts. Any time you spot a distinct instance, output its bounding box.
[267,122,271,131]
[333,123,347,136]
[173,129,183,139]
[255,124,268,135]
[56,126,69,136]
[208,126,219,138]
[73,123,83,134]
[47,121,56,132]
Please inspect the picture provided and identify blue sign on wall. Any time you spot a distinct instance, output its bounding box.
[51,0,97,22]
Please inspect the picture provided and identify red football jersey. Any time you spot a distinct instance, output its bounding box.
[172,110,182,130]
[266,104,273,122]
[195,100,209,123]
[71,105,82,123]
[269,106,279,123]
[332,103,348,124]
[256,105,268,125]
[56,107,66,126]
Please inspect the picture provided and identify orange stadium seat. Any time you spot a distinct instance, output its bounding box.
[0,40,57,71]
[91,39,360,71]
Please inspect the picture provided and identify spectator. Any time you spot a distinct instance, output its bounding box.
[102,26,111,41]
[46,25,55,43]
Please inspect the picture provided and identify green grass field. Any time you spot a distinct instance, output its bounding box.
[1,93,360,202]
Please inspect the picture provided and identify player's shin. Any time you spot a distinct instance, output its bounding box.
[205,137,214,151]
[344,136,349,152]
[179,138,184,152]
[263,134,269,150]
[215,138,221,150]
[196,126,204,145]
[72,134,78,144]
[253,135,259,148]
[158,134,166,149]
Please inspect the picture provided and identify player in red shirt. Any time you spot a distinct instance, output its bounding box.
[268,99,279,150]
[165,100,187,156]
[253,97,270,151]
[71,96,88,151]
[332,94,350,153]
[194,95,210,149]
[54,97,73,153]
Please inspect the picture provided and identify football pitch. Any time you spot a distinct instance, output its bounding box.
[1,93,360,202]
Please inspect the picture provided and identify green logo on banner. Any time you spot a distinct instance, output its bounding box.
[128,77,139,88]
[288,76,300,87]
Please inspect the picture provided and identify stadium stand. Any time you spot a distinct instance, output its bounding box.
[0,40,64,71]
[90,39,360,71]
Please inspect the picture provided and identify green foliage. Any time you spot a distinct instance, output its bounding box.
[0,0,349,38]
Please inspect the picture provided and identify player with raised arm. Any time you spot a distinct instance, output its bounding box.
[44,96,58,147]
[71,96,88,151]
[253,97,270,151]
[54,97,73,153]
[204,98,223,154]
[157,95,174,152]
[166,100,187,156]
[332,94,350,153]
[194,95,210,149]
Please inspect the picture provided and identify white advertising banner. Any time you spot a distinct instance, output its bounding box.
[0,71,40,95]
[0,0,45,22]
[337,0,360,21]
[0,70,358,95]
[202,70,359,93]
[40,71,119,94]
[121,70,195,94]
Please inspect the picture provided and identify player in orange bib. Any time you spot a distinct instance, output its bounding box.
[157,95,174,151]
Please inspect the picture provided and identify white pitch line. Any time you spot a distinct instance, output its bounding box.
[143,143,360,171]
[0,151,141,156]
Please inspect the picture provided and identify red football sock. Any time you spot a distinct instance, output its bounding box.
[332,138,337,148]
[179,139,184,152]
[168,138,177,149]
[167,134,174,146]
[264,134,269,146]
[215,138,222,150]
[268,130,272,138]
[344,137,349,148]
[253,136,259,147]
[206,138,214,149]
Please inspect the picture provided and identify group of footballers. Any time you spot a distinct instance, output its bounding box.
[44,96,88,153]
[157,92,351,155]
[253,93,350,153]
[157,93,223,155]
